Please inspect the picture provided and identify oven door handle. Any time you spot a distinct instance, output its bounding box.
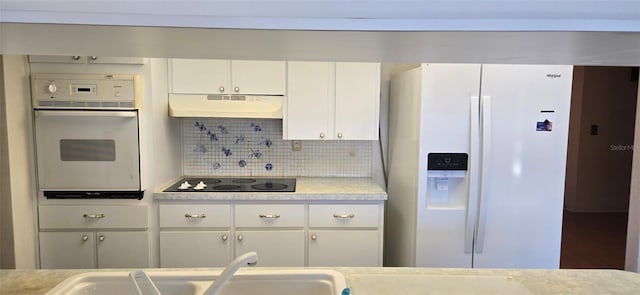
[35,110,137,118]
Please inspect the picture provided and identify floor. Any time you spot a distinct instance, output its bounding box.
[560,210,628,270]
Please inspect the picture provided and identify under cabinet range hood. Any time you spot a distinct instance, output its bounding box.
[168,94,284,118]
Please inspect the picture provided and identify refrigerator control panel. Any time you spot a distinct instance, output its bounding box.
[427,153,468,170]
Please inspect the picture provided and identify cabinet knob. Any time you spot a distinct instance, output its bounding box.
[219,86,225,93]
[237,235,243,241]
[337,132,343,139]
[82,235,89,242]
[222,234,228,242]
[98,235,105,242]
[311,234,317,241]
[72,56,81,60]
[234,86,240,93]
[90,56,98,61]
[319,132,325,139]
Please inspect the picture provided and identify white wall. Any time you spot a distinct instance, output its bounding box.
[1,55,37,269]
[625,84,640,272]
[0,56,16,269]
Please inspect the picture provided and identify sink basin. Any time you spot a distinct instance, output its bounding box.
[46,269,347,295]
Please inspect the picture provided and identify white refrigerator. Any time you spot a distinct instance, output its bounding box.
[386,64,573,268]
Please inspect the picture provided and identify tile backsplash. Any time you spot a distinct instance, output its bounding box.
[183,119,373,177]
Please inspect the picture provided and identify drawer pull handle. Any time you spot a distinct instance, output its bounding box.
[259,214,281,219]
[333,213,355,219]
[185,213,207,219]
[83,213,105,219]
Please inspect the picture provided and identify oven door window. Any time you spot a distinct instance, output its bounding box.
[60,139,116,161]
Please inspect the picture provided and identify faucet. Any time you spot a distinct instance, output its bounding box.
[203,251,258,295]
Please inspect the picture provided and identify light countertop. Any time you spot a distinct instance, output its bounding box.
[2,267,640,294]
[154,177,387,201]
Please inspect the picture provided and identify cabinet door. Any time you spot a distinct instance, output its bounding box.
[231,60,286,95]
[28,55,87,63]
[96,231,150,268]
[170,59,230,94]
[235,230,304,266]
[285,61,333,140]
[335,62,381,140]
[87,56,144,65]
[308,230,380,267]
[160,231,231,267]
[39,232,95,269]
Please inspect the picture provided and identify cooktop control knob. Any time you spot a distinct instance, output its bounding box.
[47,83,57,94]
[178,181,192,190]
[194,181,207,190]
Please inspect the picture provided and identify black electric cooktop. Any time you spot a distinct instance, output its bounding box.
[164,177,296,192]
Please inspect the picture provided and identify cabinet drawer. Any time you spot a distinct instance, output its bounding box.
[39,205,148,229]
[309,204,380,228]
[235,204,304,228]
[159,204,231,228]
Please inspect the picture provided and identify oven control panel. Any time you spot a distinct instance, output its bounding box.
[31,73,140,109]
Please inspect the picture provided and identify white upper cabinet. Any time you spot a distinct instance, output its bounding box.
[230,60,286,95]
[28,55,144,65]
[169,59,285,95]
[335,62,381,140]
[285,61,333,140]
[285,61,380,140]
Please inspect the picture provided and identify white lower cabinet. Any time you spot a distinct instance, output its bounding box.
[39,232,95,269]
[38,205,150,269]
[235,230,305,267]
[157,201,384,267]
[159,204,232,267]
[160,231,231,267]
[96,231,150,268]
[39,231,149,269]
[308,204,383,267]
[308,230,380,266]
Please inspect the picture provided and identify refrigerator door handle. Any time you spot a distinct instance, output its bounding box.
[465,96,481,253]
[475,96,492,254]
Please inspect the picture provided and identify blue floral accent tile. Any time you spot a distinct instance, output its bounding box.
[251,122,262,132]
[195,122,207,132]
[238,160,247,168]
[207,131,218,141]
[221,147,233,157]
[193,144,207,153]
[212,162,221,170]
[263,138,273,148]
[235,135,245,144]
[217,125,229,134]
[265,163,273,171]
[250,149,262,159]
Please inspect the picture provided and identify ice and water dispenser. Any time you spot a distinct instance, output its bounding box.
[426,153,468,208]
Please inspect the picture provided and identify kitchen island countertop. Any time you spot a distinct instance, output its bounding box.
[2,267,640,294]
[154,177,387,201]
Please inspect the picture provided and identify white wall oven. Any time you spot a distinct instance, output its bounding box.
[32,74,143,199]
